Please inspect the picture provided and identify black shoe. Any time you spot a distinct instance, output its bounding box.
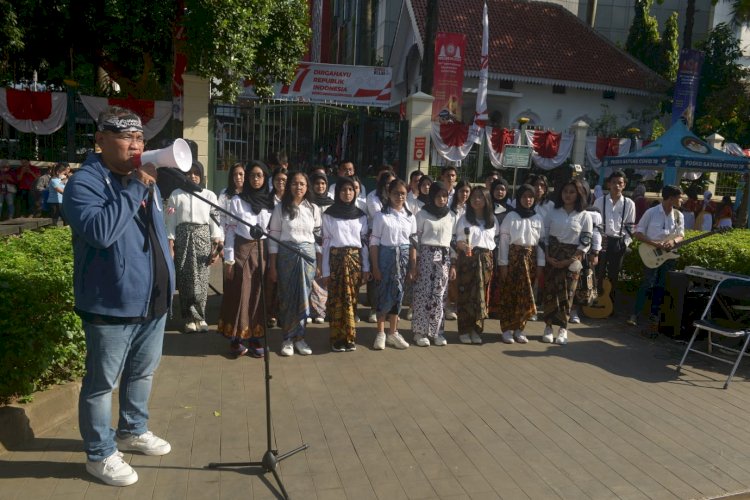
[345,341,357,351]
[331,340,347,352]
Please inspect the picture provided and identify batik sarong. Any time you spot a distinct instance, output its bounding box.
[277,241,316,340]
[376,244,410,319]
[542,236,579,328]
[174,222,211,322]
[456,248,494,334]
[412,245,450,338]
[327,247,362,343]
[498,244,537,331]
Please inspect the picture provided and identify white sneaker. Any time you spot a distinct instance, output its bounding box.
[470,331,482,344]
[116,431,171,456]
[86,451,138,486]
[354,315,361,323]
[445,307,457,320]
[459,333,472,344]
[434,335,447,346]
[406,309,413,320]
[373,332,386,350]
[313,317,325,324]
[294,339,312,355]
[529,314,538,321]
[556,328,568,345]
[413,334,430,347]
[197,320,209,332]
[569,312,581,324]
[626,315,637,326]
[501,330,515,344]
[386,332,409,349]
[368,310,378,323]
[542,325,554,343]
[514,330,529,344]
[305,317,312,324]
[184,321,197,333]
[280,340,294,356]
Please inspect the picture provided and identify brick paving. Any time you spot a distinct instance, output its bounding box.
[2,286,750,499]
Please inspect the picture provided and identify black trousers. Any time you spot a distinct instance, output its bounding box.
[595,236,628,299]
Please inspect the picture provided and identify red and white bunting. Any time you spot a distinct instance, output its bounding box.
[585,136,631,172]
[0,88,67,135]
[485,127,520,167]
[431,122,474,162]
[468,2,489,145]
[80,95,172,140]
[524,129,574,170]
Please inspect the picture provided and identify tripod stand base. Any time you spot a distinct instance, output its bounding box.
[207,444,309,499]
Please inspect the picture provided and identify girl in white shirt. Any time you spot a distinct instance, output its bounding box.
[165,161,223,334]
[497,184,546,344]
[542,178,593,345]
[322,177,370,352]
[218,160,274,358]
[216,162,245,235]
[413,175,433,214]
[265,167,288,328]
[412,181,456,346]
[309,172,334,324]
[370,179,416,350]
[454,186,498,344]
[365,171,396,323]
[268,171,322,357]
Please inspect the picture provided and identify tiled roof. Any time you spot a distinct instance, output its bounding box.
[409,0,668,95]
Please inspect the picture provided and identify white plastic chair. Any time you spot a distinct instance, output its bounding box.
[677,277,750,389]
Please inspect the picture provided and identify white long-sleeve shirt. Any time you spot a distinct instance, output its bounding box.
[416,210,456,248]
[544,207,592,252]
[223,197,272,262]
[321,213,370,277]
[498,211,545,266]
[454,214,498,251]
[366,190,385,224]
[165,188,223,241]
[370,206,416,246]
[268,200,321,253]
[593,194,635,246]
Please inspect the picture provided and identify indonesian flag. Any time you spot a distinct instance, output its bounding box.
[0,88,67,134]
[485,127,520,167]
[80,95,172,140]
[468,2,489,145]
[524,129,574,170]
[585,136,631,171]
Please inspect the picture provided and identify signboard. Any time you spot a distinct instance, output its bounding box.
[502,145,532,168]
[413,136,426,161]
[432,33,466,121]
[240,62,392,108]
[671,49,704,128]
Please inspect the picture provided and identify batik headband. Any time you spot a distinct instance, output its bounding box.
[98,114,143,133]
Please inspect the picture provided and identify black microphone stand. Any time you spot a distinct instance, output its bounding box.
[158,170,310,499]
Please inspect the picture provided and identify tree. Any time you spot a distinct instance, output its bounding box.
[656,12,679,82]
[0,0,310,102]
[625,0,662,71]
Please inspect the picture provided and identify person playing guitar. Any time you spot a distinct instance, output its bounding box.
[627,185,685,327]
[593,170,636,317]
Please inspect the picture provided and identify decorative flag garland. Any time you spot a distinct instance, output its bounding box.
[585,137,632,180]
[431,122,474,162]
[485,127,519,167]
[524,129,574,170]
[0,88,67,134]
[80,95,172,140]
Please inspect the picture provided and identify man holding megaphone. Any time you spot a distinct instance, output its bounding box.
[63,106,176,487]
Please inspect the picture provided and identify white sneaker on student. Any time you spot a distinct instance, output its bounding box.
[86,451,138,487]
[313,317,325,324]
[542,325,554,343]
[470,331,482,344]
[197,320,209,332]
[386,331,409,349]
[459,333,472,344]
[116,431,171,456]
[434,335,448,346]
[184,321,197,333]
[368,309,378,323]
[413,333,430,347]
[501,330,515,344]
[406,309,413,320]
[569,311,581,324]
[305,317,312,324]
[280,340,294,356]
[556,328,568,345]
[514,330,529,344]
[294,339,312,355]
[373,332,386,350]
[445,305,457,320]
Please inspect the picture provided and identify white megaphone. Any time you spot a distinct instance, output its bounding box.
[132,138,192,172]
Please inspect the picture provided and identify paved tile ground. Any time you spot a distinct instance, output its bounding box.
[2,283,750,499]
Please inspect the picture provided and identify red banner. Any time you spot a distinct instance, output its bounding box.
[432,33,466,121]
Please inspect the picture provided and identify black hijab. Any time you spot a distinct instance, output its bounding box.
[239,160,274,214]
[514,184,537,218]
[325,177,365,220]
[490,177,510,209]
[422,181,451,219]
[417,175,433,205]
[309,172,334,207]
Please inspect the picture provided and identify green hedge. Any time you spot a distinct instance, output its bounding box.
[0,227,84,404]
[620,228,750,291]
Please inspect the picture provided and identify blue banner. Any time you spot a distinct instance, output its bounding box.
[671,49,704,128]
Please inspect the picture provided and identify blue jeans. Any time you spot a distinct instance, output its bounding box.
[78,314,166,461]
[633,261,676,318]
[0,192,14,218]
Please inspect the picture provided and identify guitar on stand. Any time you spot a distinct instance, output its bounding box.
[638,227,731,269]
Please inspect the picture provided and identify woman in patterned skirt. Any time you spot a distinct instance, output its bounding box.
[453,186,498,344]
[497,184,545,344]
[412,181,456,346]
[542,178,592,345]
[165,161,223,333]
[322,177,370,352]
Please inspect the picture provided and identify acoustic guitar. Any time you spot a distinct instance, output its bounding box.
[638,227,731,269]
[582,278,613,319]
